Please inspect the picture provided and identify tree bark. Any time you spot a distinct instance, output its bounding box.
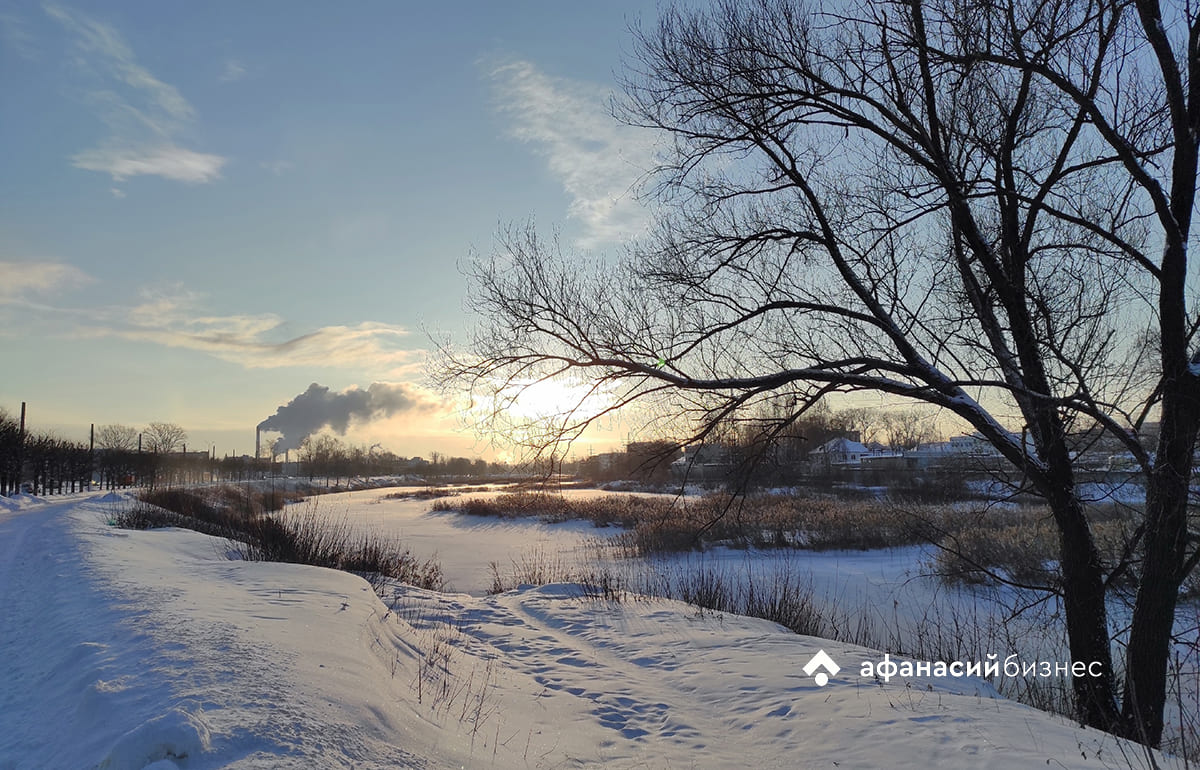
[1051,489,1122,730]
[1122,378,1200,744]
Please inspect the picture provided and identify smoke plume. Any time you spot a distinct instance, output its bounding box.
[258,382,434,453]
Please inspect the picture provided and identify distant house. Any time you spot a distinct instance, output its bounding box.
[592,451,625,472]
[670,443,734,481]
[902,433,1010,469]
[900,441,956,469]
[948,433,1002,456]
[677,444,732,466]
[809,437,870,467]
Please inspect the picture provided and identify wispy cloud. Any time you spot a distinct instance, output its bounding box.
[219,58,245,83]
[95,287,423,373]
[0,260,93,302]
[0,11,38,61]
[488,58,657,248]
[73,145,225,183]
[2,277,423,372]
[45,3,227,184]
[259,159,293,176]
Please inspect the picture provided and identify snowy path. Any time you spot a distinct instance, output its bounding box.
[1,494,433,769]
[0,495,144,765]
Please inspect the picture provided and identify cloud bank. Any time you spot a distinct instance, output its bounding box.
[5,280,422,374]
[104,287,423,373]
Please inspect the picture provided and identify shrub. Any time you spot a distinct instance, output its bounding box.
[231,503,444,590]
[117,486,443,591]
[112,501,185,530]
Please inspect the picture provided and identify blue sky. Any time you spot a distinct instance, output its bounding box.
[0,1,666,458]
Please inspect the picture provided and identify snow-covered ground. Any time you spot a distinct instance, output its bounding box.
[0,490,1184,768]
[332,486,610,595]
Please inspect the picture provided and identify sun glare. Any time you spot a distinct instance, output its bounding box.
[491,378,614,423]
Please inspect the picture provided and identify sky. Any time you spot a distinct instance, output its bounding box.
[0,0,670,459]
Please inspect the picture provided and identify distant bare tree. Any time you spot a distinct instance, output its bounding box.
[880,410,941,451]
[298,434,346,484]
[444,0,1199,745]
[828,407,884,445]
[95,424,138,451]
[143,422,187,454]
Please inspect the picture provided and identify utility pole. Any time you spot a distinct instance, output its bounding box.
[16,402,25,494]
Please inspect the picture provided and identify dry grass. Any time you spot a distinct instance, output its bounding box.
[384,485,499,501]
[434,492,1160,596]
[929,503,1142,589]
[485,549,628,601]
[435,491,943,556]
[229,500,443,590]
[116,485,443,591]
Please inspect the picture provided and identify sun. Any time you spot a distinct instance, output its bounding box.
[494,378,614,422]
[457,375,629,457]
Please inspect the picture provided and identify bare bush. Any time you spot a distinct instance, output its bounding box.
[117,486,443,590]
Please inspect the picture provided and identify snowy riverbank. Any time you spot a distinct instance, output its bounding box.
[0,491,1179,768]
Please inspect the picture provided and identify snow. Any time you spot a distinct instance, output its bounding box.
[99,709,211,770]
[337,486,611,593]
[0,490,1183,768]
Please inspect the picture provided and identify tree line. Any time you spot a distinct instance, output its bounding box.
[566,403,946,484]
[0,409,506,496]
[0,411,205,495]
[289,435,508,484]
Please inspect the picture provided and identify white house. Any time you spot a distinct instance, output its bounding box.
[808,437,870,467]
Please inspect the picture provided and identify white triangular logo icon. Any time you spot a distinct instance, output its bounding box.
[803,649,840,686]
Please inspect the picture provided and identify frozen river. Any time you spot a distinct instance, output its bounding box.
[319,484,1199,726]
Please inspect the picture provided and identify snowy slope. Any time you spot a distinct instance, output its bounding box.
[0,492,1178,769]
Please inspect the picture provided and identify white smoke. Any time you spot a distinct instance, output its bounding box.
[258,382,435,452]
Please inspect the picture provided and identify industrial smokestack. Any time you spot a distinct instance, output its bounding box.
[255,427,261,460]
[257,382,436,453]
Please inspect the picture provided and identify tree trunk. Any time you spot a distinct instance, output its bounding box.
[1024,361,1122,732]
[1050,488,1122,731]
[1121,386,1199,745]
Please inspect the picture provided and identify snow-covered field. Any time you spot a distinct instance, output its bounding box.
[0,489,1183,768]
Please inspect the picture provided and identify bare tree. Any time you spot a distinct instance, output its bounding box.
[95,423,137,490]
[880,409,941,451]
[298,433,346,484]
[444,0,1199,744]
[824,407,877,444]
[95,424,138,451]
[143,422,187,454]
